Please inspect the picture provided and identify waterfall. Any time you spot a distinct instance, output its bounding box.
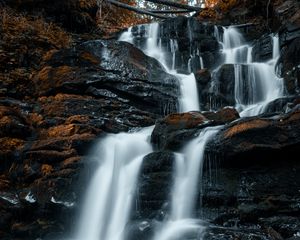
[71,20,285,240]
[120,23,200,112]
[153,126,222,240]
[74,127,153,240]
[219,27,284,117]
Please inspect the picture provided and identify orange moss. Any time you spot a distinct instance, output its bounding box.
[0,8,72,49]
[165,112,207,128]
[0,137,25,151]
[66,115,90,124]
[41,164,54,176]
[47,124,77,138]
[224,119,270,138]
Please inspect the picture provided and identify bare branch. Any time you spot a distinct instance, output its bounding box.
[150,9,192,14]
[144,0,202,11]
[106,0,169,19]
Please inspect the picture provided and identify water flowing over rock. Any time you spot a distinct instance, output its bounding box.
[2,4,300,239]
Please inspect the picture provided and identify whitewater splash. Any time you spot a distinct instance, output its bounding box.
[74,127,153,240]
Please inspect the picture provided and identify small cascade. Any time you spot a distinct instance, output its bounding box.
[218,27,284,116]
[119,23,200,112]
[74,127,153,240]
[153,126,222,240]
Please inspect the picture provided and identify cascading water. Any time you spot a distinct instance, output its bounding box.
[71,20,285,240]
[219,26,284,116]
[153,126,222,240]
[119,22,220,240]
[74,127,153,240]
[120,23,200,112]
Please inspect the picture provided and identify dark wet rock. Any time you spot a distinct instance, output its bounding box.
[277,1,300,44]
[259,216,300,239]
[264,96,300,114]
[202,107,240,125]
[151,112,209,151]
[199,64,239,111]
[252,34,274,62]
[0,106,32,139]
[278,37,300,94]
[207,108,300,165]
[151,109,239,151]
[124,220,153,240]
[195,68,211,86]
[138,151,175,218]
[204,226,271,240]
[34,40,179,116]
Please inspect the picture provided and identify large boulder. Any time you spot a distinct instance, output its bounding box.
[34,40,179,116]
[151,108,239,151]
[207,106,300,166]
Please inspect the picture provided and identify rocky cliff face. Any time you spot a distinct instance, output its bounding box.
[1,0,300,239]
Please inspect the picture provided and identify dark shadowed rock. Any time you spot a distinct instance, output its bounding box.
[138,151,175,218]
[252,34,273,62]
[207,107,300,166]
[278,37,300,94]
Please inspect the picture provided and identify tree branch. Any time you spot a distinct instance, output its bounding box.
[106,0,169,19]
[144,0,202,11]
[150,9,192,14]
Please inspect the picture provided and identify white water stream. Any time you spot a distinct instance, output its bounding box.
[219,27,284,117]
[70,21,284,240]
[74,127,153,240]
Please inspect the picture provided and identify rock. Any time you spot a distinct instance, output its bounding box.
[124,220,153,240]
[204,226,270,240]
[259,216,300,238]
[36,94,156,133]
[0,106,32,139]
[138,151,175,218]
[277,1,300,44]
[202,107,240,125]
[195,68,211,86]
[207,108,300,166]
[0,138,24,173]
[264,96,300,113]
[151,108,239,151]
[151,112,209,151]
[34,40,180,116]
[200,64,239,110]
[278,37,300,94]
[252,34,273,62]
